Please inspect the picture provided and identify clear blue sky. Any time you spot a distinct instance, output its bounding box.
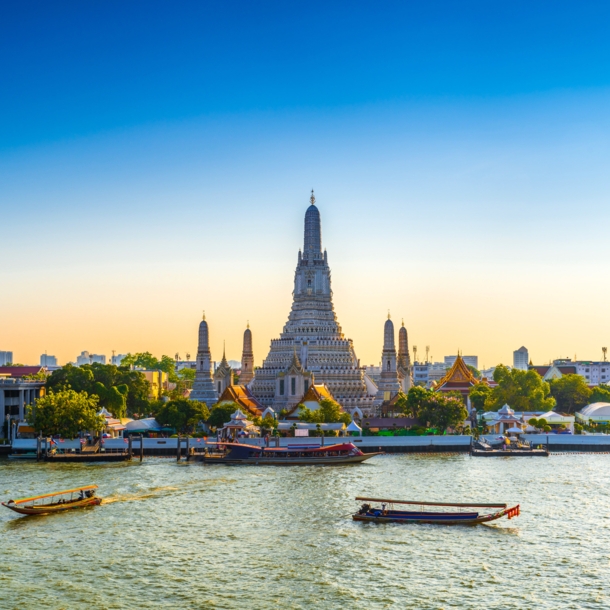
[2,1,610,366]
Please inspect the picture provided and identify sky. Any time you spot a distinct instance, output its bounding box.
[1,1,610,369]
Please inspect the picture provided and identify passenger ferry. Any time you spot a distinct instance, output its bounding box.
[197,442,381,465]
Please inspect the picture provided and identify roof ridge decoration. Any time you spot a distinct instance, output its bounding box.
[286,347,305,375]
[434,354,479,388]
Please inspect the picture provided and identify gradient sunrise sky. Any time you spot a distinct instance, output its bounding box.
[1,1,610,368]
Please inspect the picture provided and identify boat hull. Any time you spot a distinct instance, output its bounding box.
[198,452,381,465]
[353,506,518,526]
[2,497,101,516]
[470,449,549,457]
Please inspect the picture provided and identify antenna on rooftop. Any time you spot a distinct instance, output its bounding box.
[413,345,418,363]
[425,345,430,364]
[603,347,608,362]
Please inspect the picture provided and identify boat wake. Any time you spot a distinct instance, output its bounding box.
[103,485,180,504]
[103,478,234,504]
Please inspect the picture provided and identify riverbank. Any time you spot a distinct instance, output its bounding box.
[7,433,610,457]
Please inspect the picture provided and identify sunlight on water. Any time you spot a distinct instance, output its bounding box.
[1,454,609,609]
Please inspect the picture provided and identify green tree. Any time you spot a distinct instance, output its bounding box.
[467,365,482,380]
[590,384,610,404]
[207,402,240,429]
[28,389,105,438]
[156,399,210,434]
[252,414,276,433]
[469,383,492,411]
[46,363,151,417]
[400,386,432,418]
[485,365,556,412]
[549,374,592,414]
[168,367,196,399]
[298,398,351,424]
[528,418,551,433]
[418,394,468,434]
[120,352,160,370]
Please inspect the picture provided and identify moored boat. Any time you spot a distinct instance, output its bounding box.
[352,497,520,525]
[196,442,381,465]
[2,485,101,516]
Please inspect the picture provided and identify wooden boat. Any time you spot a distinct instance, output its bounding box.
[352,497,520,525]
[470,438,549,457]
[2,485,101,516]
[196,442,381,465]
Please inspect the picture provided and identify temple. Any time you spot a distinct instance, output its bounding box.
[239,324,254,385]
[397,320,412,392]
[433,353,480,399]
[249,192,378,415]
[190,313,218,405]
[213,345,233,397]
[191,193,412,417]
[374,314,401,405]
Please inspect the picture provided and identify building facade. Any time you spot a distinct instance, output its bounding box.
[530,359,610,386]
[444,355,478,369]
[40,354,58,367]
[76,351,106,365]
[0,352,14,366]
[0,367,46,436]
[513,346,529,371]
[249,193,377,414]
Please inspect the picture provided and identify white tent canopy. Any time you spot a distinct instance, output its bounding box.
[124,418,162,432]
[346,421,362,434]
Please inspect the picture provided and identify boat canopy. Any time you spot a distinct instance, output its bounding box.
[355,497,507,508]
[9,485,98,505]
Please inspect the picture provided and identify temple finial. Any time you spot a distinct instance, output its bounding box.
[401,318,404,327]
[387,309,391,320]
[202,310,205,320]
[310,189,316,205]
[223,340,226,359]
[247,320,250,329]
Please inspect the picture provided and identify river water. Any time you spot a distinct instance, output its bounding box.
[1,453,608,609]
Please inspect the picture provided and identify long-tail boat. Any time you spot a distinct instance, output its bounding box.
[2,485,101,516]
[197,442,381,465]
[352,497,520,525]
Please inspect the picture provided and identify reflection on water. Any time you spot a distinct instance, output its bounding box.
[1,454,609,609]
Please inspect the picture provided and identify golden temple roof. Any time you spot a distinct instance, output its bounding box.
[217,384,263,417]
[434,354,479,389]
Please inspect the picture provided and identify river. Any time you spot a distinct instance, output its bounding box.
[1,453,608,609]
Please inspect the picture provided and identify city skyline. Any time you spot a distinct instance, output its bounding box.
[2,2,609,369]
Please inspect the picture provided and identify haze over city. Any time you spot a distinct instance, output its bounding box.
[2,1,609,367]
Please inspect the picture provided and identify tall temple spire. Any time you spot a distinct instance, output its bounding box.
[303,190,322,258]
[397,319,412,392]
[251,194,376,415]
[190,312,218,405]
[240,323,254,386]
[375,315,400,405]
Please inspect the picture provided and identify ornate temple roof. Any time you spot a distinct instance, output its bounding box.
[215,346,232,379]
[285,383,336,418]
[434,354,480,391]
[217,384,263,417]
[286,349,305,375]
[301,383,334,404]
